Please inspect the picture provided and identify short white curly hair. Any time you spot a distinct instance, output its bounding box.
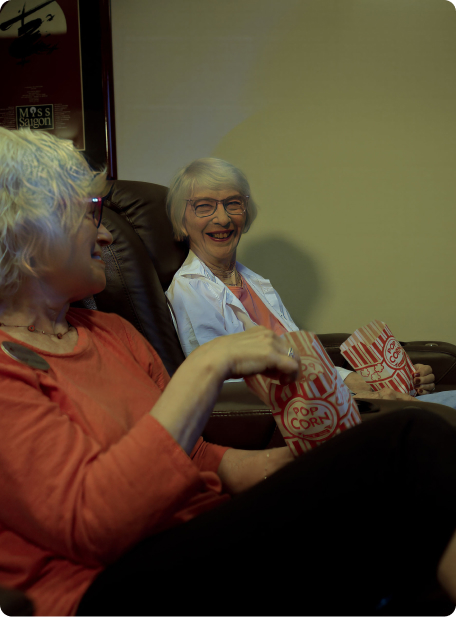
[166,157,258,241]
[0,127,106,297]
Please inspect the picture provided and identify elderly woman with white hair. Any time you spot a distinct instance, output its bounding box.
[2,127,456,617]
[165,157,456,408]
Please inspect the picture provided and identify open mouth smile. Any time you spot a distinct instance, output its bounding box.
[206,230,234,241]
[91,250,105,263]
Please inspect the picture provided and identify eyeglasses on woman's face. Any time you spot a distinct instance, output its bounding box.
[186,195,249,218]
[87,185,114,228]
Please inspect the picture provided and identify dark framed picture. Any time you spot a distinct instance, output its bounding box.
[0,0,117,177]
[79,0,117,177]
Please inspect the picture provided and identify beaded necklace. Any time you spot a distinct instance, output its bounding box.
[0,321,73,340]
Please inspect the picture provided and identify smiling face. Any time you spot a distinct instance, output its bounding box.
[40,201,113,303]
[184,188,247,268]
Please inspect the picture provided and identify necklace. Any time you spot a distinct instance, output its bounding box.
[232,271,243,288]
[207,261,243,287]
[0,321,73,340]
[208,261,236,279]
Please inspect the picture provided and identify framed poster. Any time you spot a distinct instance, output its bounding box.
[0,0,116,177]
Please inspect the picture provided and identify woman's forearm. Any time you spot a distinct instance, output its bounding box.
[150,328,299,455]
[149,345,228,454]
[344,372,373,394]
[217,446,294,494]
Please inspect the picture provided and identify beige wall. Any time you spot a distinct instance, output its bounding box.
[111,0,456,344]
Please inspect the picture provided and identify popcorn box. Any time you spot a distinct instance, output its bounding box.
[245,330,361,458]
[340,320,416,396]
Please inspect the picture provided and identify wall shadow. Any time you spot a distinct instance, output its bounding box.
[239,235,321,330]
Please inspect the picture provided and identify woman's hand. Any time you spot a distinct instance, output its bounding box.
[150,327,299,454]
[413,364,436,395]
[195,326,300,384]
[353,388,416,402]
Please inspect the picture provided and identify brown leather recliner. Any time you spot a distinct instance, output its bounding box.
[71,179,456,449]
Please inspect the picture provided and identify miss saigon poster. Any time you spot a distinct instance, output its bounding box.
[0,0,85,149]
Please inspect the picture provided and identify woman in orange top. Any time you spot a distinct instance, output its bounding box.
[1,127,456,617]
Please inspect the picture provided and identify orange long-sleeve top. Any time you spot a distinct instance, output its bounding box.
[0,308,230,616]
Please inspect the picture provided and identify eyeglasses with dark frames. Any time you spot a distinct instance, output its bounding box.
[87,184,114,228]
[186,195,249,218]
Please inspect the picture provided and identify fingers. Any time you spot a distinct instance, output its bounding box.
[393,391,417,401]
[258,335,301,382]
[415,375,436,394]
[413,363,433,377]
[378,388,415,401]
[416,381,436,394]
[217,327,300,381]
[377,388,415,401]
[413,364,435,394]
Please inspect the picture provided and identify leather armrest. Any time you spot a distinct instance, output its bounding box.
[204,386,456,451]
[315,333,352,369]
[202,381,280,449]
[356,397,456,430]
[316,333,456,389]
[213,381,270,412]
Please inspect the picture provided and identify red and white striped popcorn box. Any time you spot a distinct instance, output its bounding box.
[245,330,361,458]
[340,320,416,396]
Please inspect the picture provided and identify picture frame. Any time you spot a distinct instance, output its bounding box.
[79,0,117,178]
[0,0,117,178]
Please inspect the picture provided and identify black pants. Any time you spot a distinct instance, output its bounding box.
[76,409,456,616]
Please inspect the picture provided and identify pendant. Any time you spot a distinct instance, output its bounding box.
[1,342,50,371]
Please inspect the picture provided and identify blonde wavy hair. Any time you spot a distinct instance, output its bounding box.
[0,127,106,297]
[166,157,258,241]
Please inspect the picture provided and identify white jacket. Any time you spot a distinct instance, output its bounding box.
[166,250,351,382]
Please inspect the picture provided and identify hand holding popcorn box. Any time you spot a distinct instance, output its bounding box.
[245,330,361,458]
[340,320,416,396]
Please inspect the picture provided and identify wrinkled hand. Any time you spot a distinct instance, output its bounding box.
[413,364,435,395]
[353,388,415,402]
[199,326,300,384]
